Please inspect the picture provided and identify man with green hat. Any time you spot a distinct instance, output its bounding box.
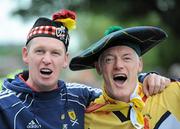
[70,26,180,129]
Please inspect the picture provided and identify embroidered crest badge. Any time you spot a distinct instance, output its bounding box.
[56,26,66,40]
[68,109,76,121]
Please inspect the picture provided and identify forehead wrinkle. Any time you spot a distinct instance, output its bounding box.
[98,46,140,65]
[29,39,65,52]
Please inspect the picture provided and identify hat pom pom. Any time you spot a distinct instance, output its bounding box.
[104,26,123,36]
[52,9,77,30]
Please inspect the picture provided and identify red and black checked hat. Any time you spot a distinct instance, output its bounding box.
[26,9,76,51]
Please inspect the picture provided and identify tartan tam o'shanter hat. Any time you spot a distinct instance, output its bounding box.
[70,26,168,71]
[26,9,77,51]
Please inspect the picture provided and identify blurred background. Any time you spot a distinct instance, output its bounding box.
[0,0,180,88]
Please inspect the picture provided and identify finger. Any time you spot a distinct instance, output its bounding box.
[148,74,156,96]
[159,81,165,92]
[142,75,151,97]
[164,78,171,87]
[143,86,149,97]
[159,77,170,91]
[152,75,161,94]
[142,79,149,97]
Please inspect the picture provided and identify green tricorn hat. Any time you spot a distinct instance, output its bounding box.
[70,26,167,71]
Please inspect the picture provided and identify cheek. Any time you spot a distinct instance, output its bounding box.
[102,68,110,80]
[29,57,39,64]
[102,64,112,73]
[130,62,140,72]
[55,57,67,68]
[102,69,114,87]
[28,56,42,69]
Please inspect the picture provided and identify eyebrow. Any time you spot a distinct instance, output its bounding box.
[102,53,114,57]
[35,46,62,51]
[104,52,133,56]
[123,53,133,56]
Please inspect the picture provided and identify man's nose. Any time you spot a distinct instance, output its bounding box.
[114,58,124,70]
[42,53,51,65]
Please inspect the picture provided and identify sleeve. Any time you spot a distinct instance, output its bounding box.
[161,82,180,120]
[0,106,10,128]
[66,83,102,107]
[84,86,102,106]
[171,77,180,82]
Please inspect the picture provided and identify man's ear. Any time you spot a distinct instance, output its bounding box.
[63,53,69,69]
[95,62,102,75]
[22,47,29,65]
[138,57,143,73]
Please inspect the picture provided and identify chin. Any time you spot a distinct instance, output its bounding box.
[115,91,130,100]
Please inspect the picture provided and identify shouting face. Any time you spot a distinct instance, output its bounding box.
[96,45,143,102]
[22,37,68,92]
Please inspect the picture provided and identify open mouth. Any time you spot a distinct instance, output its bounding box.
[113,74,127,84]
[40,68,53,75]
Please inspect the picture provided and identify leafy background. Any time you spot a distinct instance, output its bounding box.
[0,0,180,89]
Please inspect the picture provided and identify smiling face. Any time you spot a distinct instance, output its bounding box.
[22,37,68,92]
[96,45,143,102]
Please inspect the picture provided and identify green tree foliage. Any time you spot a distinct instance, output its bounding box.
[0,45,21,56]
[11,0,180,74]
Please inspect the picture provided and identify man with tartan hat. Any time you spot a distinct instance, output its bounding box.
[0,9,102,129]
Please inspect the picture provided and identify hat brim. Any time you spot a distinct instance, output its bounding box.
[70,26,167,71]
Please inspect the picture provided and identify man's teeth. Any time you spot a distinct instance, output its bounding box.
[40,68,52,75]
[41,69,51,72]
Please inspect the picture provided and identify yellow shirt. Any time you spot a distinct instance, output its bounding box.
[85,81,180,129]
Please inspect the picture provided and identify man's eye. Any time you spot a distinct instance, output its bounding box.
[35,50,44,54]
[52,52,61,56]
[104,57,114,64]
[124,57,131,61]
[125,57,130,60]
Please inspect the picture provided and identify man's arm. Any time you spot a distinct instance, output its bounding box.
[83,72,170,106]
[171,77,180,82]
[138,73,171,96]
